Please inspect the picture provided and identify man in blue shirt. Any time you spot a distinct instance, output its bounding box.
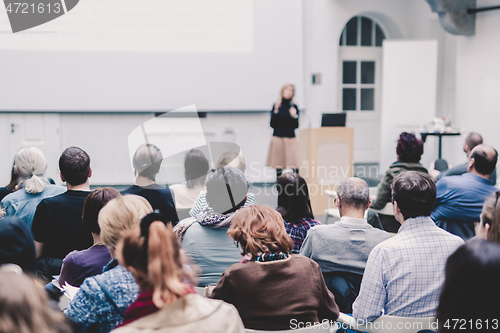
[432,144,498,239]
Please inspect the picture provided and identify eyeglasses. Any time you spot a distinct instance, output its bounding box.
[334,198,340,206]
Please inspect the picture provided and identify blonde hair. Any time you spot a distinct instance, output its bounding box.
[276,83,295,105]
[228,205,293,259]
[0,271,72,333]
[14,147,47,194]
[98,195,153,248]
[133,144,163,181]
[116,222,191,309]
[216,152,246,173]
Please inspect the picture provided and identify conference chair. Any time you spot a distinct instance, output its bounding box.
[245,322,337,333]
[336,312,436,333]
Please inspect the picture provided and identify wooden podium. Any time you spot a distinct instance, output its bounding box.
[298,128,354,216]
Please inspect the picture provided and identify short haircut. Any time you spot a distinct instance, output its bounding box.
[396,132,424,163]
[228,205,293,258]
[82,187,121,234]
[59,147,90,186]
[391,171,436,220]
[276,173,314,224]
[465,132,483,151]
[98,195,153,248]
[133,144,163,181]
[470,145,498,176]
[205,166,248,214]
[337,177,370,209]
[436,239,500,329]
[184,149,209,189]
[480,191,500,245]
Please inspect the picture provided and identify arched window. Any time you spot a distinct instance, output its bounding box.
[339,16,386,112]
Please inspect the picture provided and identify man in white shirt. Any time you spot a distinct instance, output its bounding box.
[352,171,463,323]
[300,177,391,312]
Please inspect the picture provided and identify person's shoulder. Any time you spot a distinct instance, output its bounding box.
[40,191,68,204]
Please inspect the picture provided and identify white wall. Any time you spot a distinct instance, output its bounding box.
[302,0,458,172]
[452,0,500,170]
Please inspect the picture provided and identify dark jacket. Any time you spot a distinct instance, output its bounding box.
[0,216,36,273]
[369,162,428,232]
[270,99,299,138]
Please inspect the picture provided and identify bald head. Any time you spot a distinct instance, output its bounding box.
[337,177,370,209]
[469,144,498,176]
[464,132,483,155]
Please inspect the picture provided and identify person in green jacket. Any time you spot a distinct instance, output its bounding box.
[369,132,428,232]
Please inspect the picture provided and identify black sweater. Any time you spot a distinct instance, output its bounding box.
[270,99,299,138]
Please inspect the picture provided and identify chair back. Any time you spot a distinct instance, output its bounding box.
[245,322,336,332]
[337,312,436,333]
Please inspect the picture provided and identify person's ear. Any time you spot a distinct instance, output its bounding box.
[88,166,92,178]
[485,223,491,237]
[468,157,475,172]
[60,171,65,183]
[366,198,372,210]
[393,200,401,215]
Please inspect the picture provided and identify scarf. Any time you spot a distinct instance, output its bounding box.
[173,208,236,239]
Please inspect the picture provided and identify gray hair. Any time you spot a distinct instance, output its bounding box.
[15,147,47,194]
[337,177,369,208]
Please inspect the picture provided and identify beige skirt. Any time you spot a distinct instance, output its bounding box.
[266,136,299,169]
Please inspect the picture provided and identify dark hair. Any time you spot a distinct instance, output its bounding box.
[470,146,498,176]
[205,167,248,214]
[5,161,19,191]
[276,173,314,224]
[184,149,209,189]
[133,144,163,181]
[391,171,436,220]
[82,188,121,234]
[59,147,90,186]
[465,132,482,151]
[396,132,424,163]
[436,239,500,332]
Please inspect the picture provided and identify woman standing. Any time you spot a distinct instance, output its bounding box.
[266,84,300,180]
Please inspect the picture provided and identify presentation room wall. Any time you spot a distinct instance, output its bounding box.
[453,0,500,175]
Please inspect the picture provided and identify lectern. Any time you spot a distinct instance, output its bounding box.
[298,128,354,216]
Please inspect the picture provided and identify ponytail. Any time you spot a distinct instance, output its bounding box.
[24,174,46,194]
[116,222,191,309]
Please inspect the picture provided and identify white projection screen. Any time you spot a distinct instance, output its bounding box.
[0,0,304,111]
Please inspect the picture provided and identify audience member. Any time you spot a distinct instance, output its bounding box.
[175,167,246,286]
[0,270,73,333]
[436,239,500,333]
[353,171,463,323]
[277,172,319,253]
[122,143,179,224]
[1,147,66,229]
[0,216,36,274]
[432,144,498,239]
[435,132,497,184]
[170,149,209,219]
[475,191,500,244]
[0,161,19,201]
[32,147,94,282]
[210,205,339,330]
[111,216,245,333]
[369,132,428,232]
[189,152,256,217]
[59,187,121,287]
[300,178,391,312]
[64,195,152,333]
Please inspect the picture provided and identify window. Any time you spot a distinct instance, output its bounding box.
[339,16,385,112]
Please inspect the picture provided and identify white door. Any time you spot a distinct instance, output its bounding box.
[0,113,61,185]
[338,16,386,164]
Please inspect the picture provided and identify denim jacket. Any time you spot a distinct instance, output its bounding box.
[1,184,66,229]
[64,259,140,333]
